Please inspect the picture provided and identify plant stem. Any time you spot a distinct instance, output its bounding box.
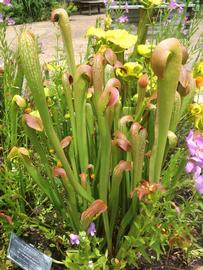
[52,9,76,76]
[149,38,182,182]
[131,8,153,59]
[19,31,92,202]
[97,110,112,253]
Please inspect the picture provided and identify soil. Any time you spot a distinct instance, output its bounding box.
[137,250,203,270]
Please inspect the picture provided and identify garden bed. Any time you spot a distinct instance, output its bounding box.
[0,1,203,270]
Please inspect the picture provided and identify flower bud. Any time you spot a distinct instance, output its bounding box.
[138,74,149,88]
[104,48,117,66]
[12,95,26,108]
[81,199,107,226]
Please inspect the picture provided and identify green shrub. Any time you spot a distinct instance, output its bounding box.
[6,0,59,24]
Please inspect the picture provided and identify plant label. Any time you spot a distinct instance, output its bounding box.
[7,233,52,270]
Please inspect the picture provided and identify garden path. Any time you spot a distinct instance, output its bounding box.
[6,14,105,64]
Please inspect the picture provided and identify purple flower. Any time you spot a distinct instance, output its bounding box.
[186,130,203,194]
[186,130,196,155]
[69,233,80,245]
[103,0,115,6]
[124,1,129,13]
[178,5,183,13]
[186,130,203,157]
[88,222,96,236]
[185,158,202,178]
[6,17,15,25]
[195,175,203,194]
[168,0,178,10]
[118,15,128,23]
[168,0,183,13]
[0,14,3,23]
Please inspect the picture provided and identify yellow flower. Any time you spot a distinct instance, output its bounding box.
[64,113,70,119]
[116,62,143,78]
[137,44,155,58]
[189,103,202,116]
[151,0,162,4]
[104,15,112,29]
[116,67,127,77]
[46,63,61,71]
[49,148,55,154]
[86,27,105,39]
[97,44,108,53]
[140,0,163,6]
[105,29,137,49]
[44,87,50,97]
[195,116,203,130]
[124,62,143,77]
[192,60,203,78]
[86,28,137,50]
[12,95,26,108]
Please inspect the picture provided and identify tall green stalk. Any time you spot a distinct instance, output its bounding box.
[73,71,90,174]
[10,65,24,147]
[19,31,92,202]
[51,9,76,76]
[97,109,112,253]
[62,73,78,166]
[149,38,182,182]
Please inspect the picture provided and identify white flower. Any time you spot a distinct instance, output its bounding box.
[88,260,94,269]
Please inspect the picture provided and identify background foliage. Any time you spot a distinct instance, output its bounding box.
[3,0,77,24]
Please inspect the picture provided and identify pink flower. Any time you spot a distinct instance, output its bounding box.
[0,0,12,6]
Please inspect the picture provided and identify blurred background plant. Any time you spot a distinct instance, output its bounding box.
[3,0,77,24]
